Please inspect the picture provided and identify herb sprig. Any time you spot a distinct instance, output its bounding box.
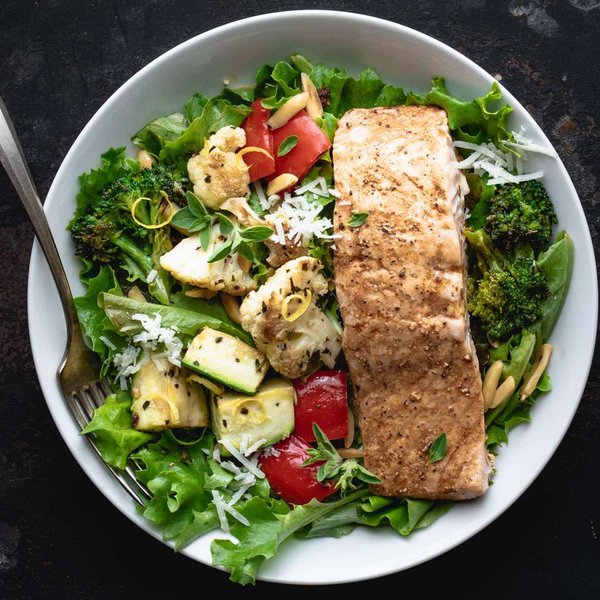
[170,192,273,263]
[303,424,381,494]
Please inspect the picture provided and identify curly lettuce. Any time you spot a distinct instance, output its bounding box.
[407,76,513,150]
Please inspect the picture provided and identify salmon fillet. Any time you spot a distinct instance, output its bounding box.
[332,105,490,500]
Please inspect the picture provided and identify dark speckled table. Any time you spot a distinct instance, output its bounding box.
[1,1,599,597]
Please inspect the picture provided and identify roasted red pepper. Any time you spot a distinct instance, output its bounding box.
[293,370,348,442]
[259,435,336,505]
[271,111,332,181]
[241,99,276,182]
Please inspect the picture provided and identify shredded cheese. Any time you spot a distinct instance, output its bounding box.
[229,484,251,506]
[261,445,281,458]
[211,490,230,533]
[221,501,250,526]
[244,438,267,456]
[99,335,116,351]
[219,439,265,479]
[453,127,555,186]
[113,345,142,390]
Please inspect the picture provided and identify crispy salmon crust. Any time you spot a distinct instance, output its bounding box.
[332,106,490,500]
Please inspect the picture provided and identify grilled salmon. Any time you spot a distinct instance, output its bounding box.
[332,105,490,500]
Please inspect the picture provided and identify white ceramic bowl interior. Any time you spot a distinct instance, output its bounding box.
[28,11,597,585]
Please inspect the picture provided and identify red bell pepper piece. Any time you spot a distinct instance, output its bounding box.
[271,111,332,182]
[293,370,348,442]
[259,435,336,505]
[241,99,276,182]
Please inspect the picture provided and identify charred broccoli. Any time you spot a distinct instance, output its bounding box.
[485,180,557,250]
[466,229,549,340]
[98,162,186,216]
[69,162,186,304]
[70,213,151,267]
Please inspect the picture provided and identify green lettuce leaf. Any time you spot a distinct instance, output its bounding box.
[285,56,406,117]
[211,490,368,585]
[537,231,574,341]
[161,99,251,160]
[75,147,139,213]
[407,77,513,150]
[74,266,125,376]
[170,290,240,328]
[134,432,272,551]
[490,329,537,387]
[255,60,302,109]
[466,173,496,229]
[133,433,221,549]
[337,67,406,115]
[132,113,188,156]
[81,391,154,469]
[357,495,450,535]
[184,93,210,122]
[98,292,254,346]
[295,500,363,539]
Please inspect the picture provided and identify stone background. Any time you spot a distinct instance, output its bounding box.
[0,1,598,597]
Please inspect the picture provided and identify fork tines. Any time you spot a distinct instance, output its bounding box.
[66,379,151,507]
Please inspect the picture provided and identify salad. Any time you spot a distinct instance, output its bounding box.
[70,54,573,584]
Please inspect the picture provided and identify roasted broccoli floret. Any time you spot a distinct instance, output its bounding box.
[466,229,549,340]
[98,162,186,215]
[70,213,151,267]
[485,180,557,250]
[69,162,185,304]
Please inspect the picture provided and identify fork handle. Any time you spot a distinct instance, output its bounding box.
[0,97,78,332]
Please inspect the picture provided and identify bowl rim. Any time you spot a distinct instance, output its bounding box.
[27,9,598,585]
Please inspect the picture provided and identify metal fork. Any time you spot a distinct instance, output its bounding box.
[0,97,150,506]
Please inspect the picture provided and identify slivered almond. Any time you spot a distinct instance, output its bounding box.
[237,254,252,272]
[185,288,217,299]
[344,407,355,448]
[267,92,308,129]
[267,173,298,196]
[219,292,242,324]
[137,149,155,170]
[127,285,146,302]
[489,376,516,409]
[301,73,324,120]
[482,360,504,409]
[338,448,364,459]
[521,343,553,400]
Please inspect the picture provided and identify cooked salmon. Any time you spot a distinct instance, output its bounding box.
[332,105,490,500]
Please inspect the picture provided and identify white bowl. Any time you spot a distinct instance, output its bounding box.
[28,10,598,585]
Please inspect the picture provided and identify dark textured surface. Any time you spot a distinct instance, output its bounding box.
[0,1,598,597]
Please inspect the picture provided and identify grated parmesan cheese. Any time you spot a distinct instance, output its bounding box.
[221,501,250,526]
[229,484,251,506]
[211,490,230,533]
[146,269,157,284]
[261,445,281,458]
[99,335,116,351]
[112,345,142,390]
[244,438,267,456]
[453,128,554,186]
[219,439,265,479]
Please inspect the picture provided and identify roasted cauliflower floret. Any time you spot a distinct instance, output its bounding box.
[220,197,306,268]
[159,224,256,296]
[263,211,307,268]
[187,126,250,209]
[239,256,341,378]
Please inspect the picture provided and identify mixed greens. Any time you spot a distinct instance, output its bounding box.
[70,54,573,583]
